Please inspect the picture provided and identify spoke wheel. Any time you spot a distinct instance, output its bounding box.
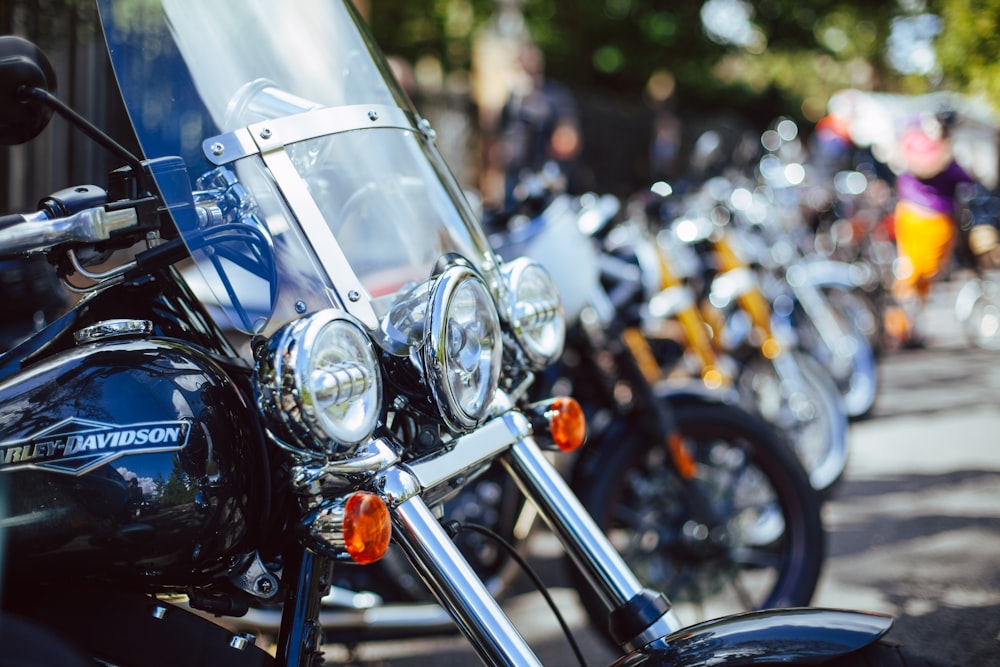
[571,399,824,641]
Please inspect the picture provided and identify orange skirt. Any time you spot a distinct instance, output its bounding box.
[892,200,955,300]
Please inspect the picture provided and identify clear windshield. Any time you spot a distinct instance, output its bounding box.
[98,0,501,345]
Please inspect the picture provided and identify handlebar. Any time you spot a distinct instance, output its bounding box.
[0,206,140,257]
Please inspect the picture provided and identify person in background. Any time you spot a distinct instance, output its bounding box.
[886,110,975,348]
[497,42,581,207]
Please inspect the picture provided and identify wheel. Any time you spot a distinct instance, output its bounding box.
[570,399,824,640]
[794,285,880,420]
[736,349,850,493]
[958,279,1000,350]
[791,639,949,666]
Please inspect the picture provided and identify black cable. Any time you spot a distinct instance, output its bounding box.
[445,520,589,667]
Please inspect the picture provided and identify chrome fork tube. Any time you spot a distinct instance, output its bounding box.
[390,493,543,667]
[502,437,684,650]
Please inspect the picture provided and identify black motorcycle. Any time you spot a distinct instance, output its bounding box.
[484,189,825,630]
[0,2,939,666]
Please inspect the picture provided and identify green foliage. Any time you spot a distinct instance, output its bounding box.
[366,0,912,122]
[934,0,1000,110]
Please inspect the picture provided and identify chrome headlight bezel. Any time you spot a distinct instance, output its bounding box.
[502,257,565,369]
[423,265,503,432]
[255,309,382,458]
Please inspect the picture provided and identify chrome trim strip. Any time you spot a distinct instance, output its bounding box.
[202,104,417,166]
[74,319,153,344]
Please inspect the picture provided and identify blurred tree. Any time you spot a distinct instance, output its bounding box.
[366,0,906,124]
[934,0,1000,110]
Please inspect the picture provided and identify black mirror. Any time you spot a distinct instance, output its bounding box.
[0,35,56,145]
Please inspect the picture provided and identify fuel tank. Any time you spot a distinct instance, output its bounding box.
[0,335,268,588]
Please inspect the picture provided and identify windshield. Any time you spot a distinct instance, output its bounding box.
[98,0,501,345]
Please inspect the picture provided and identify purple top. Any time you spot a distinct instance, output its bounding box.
[896,161,974,215]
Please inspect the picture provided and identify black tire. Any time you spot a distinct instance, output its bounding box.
[571,398,824,641]
[797,638,953,667]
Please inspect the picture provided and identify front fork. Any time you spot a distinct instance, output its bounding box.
[385,435,684,666]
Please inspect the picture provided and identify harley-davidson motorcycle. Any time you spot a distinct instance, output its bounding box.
[0,1,939,665]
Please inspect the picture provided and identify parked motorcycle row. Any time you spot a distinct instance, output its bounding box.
[0,2,952,666]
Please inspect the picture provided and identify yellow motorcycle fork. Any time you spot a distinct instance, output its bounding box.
[654,251,729,389]
[711,234,782,360]
[621,327,697,480]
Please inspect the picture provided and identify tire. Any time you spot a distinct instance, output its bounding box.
[800,285,880,420]
[958,279,1000,351]
[736,350,850,493]
[570,399,824,641]
[798,639,952,667]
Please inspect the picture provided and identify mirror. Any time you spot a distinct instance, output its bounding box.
[0,35,56,145]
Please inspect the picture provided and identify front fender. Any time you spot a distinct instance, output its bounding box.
[610,608,892,666]
[790,258,866,291]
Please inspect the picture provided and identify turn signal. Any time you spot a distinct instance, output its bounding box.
[344,492,392,564]
[547,396,586,451]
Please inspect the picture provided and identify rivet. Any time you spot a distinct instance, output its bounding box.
[348,290,361,302]
[295,300,307,314]
[367,110,379,121]
[210,142,225,156]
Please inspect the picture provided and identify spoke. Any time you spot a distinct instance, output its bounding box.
[728,544,783,569]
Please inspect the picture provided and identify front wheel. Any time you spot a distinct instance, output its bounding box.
[800,639,947,667]
[737,350,850,493]
[570,399,824,640]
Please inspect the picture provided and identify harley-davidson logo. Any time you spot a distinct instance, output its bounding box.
[0,417,191,475]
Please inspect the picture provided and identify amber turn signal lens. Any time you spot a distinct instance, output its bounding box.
[549,396,586,451]
[343,492,391,564]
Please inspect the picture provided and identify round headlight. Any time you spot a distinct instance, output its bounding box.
[502,257,565,369]
[424,266,502,431]
[256,309,382,458]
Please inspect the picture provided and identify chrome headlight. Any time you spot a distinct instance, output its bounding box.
[502,257,565,369]
[256,309,382,458]
[424,265,502,431]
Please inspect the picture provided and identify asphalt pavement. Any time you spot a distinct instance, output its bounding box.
[319,276,1000,667]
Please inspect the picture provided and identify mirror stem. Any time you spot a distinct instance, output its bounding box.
[19,85,147,196]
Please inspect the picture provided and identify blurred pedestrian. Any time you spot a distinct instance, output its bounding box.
[886,109,976,348]
[497,42,581,206]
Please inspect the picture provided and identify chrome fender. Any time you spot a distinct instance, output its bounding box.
[611,607,892,666]
[791,257,870,291]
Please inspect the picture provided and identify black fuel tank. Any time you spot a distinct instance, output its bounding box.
[0,336,268,588]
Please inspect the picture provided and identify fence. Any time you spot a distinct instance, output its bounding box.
[1,1,135,212]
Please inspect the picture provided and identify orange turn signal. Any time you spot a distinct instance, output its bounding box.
[548,396,586,452]
[343,492,391,564]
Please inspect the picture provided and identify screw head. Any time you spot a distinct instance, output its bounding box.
[259,127,272,139]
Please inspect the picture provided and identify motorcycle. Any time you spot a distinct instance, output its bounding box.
[0,2,936,665]
[639,181,851,492]
[485,189,825,630]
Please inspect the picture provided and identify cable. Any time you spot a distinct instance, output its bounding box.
[444,520,588,667]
